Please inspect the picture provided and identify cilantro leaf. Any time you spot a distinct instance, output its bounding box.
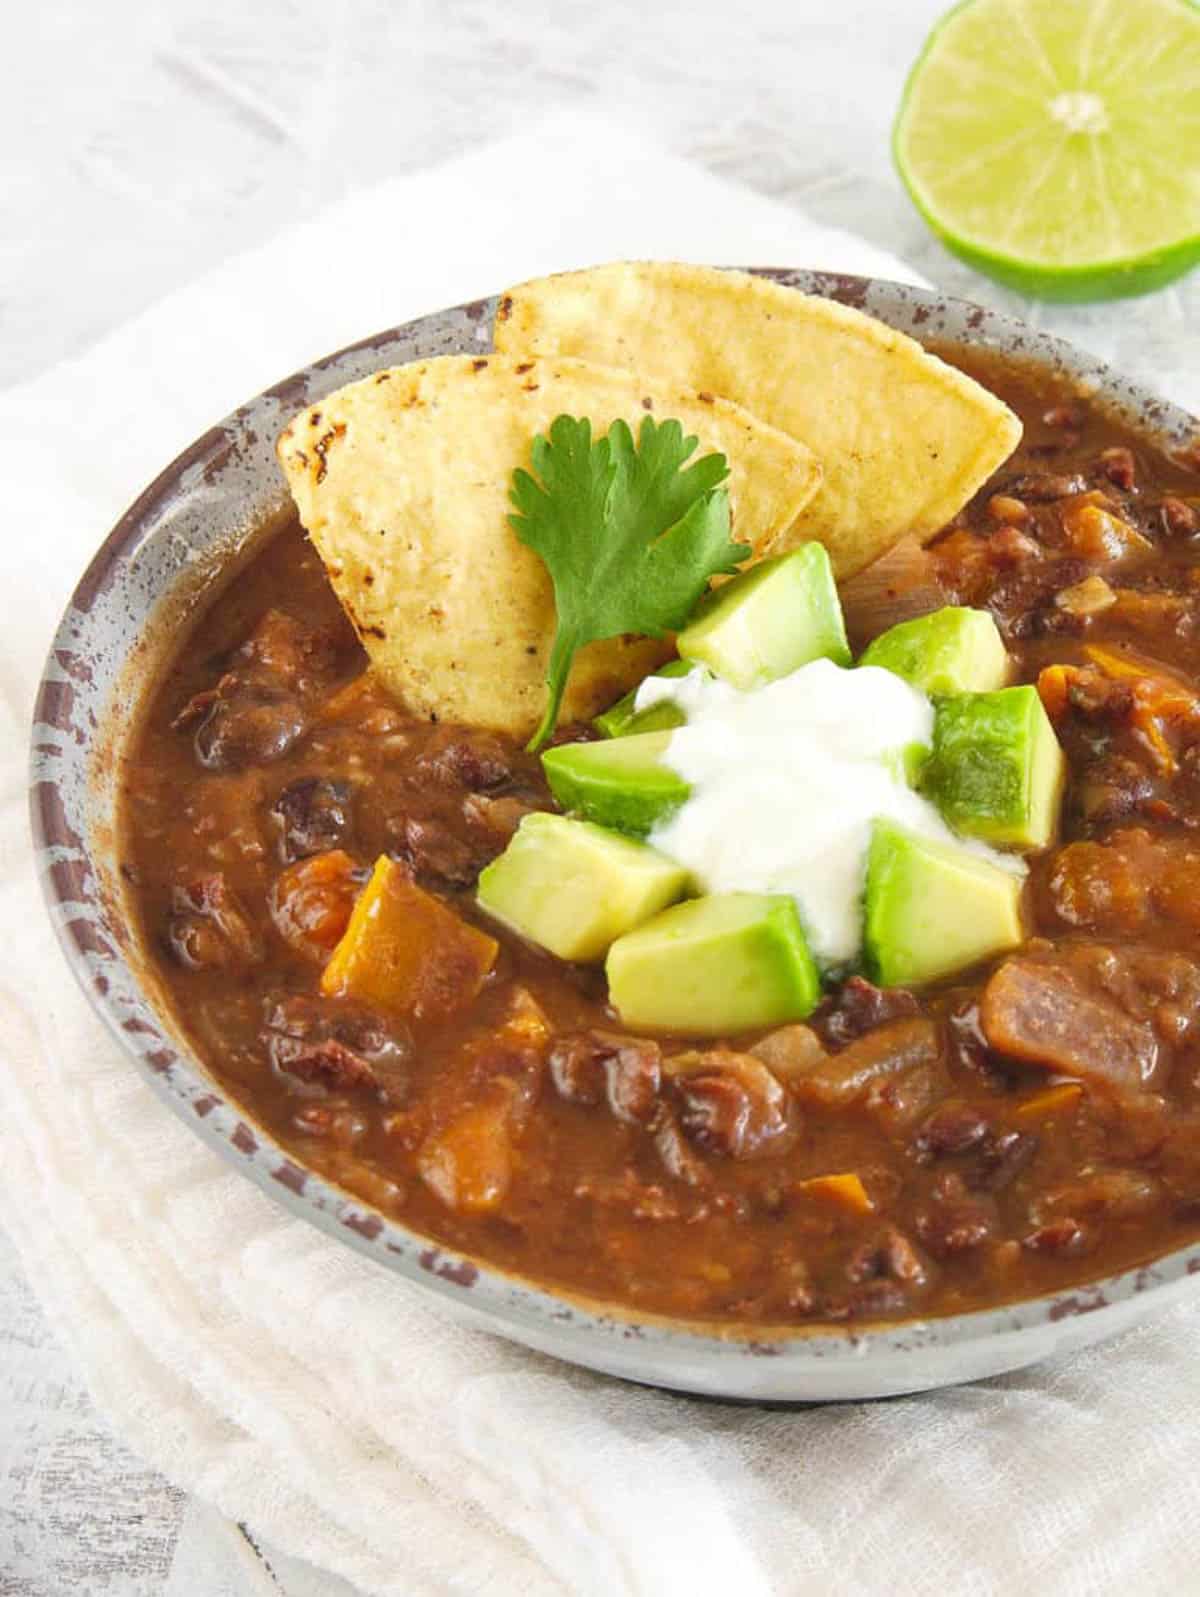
[510,414,750,751]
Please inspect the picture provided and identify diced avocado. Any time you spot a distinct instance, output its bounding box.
[924,684,1066,849]
[477,813,689,963]
[593,659,693,738]
[885,740,932,788]
[606,892,821,1034]
[860,606,1010,697]
[602,700,685,738]
[541,731,690,835]
[864,821,1025,987]
[676,544,851,689]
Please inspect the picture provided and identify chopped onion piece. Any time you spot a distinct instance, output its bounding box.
[1054,574,1117,617]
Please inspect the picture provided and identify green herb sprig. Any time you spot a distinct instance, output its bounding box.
[510,415,749,751]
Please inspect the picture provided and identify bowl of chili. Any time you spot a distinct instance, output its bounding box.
[30,271,1200,1401]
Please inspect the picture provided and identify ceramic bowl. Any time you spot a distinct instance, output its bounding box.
[30,270,1200,1402]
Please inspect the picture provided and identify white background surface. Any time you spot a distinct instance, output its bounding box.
[4,2,1198,1593]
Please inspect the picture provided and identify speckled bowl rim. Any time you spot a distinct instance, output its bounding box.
[29,269,1200,1397]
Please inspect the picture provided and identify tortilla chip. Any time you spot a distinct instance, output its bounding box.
[494,262,1022,578]
[278,353,821,736]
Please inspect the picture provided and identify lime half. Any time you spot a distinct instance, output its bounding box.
[894,0,1200,301]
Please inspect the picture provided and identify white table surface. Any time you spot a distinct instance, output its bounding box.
[4,1,1197,1591]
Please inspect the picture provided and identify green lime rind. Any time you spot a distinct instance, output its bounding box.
[893,0,1200,303]
[899,174,1200,304]
[900,199,1200,305]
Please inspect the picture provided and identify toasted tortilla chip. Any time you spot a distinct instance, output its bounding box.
[494,263,1022,578]
[278,354,821,736]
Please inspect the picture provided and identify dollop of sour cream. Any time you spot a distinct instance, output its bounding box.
[635,659,1023,970]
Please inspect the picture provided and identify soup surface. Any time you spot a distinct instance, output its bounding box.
[122,346,1200,1325]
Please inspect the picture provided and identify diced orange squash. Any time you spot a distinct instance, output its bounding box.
[1014,1083,1083,1121]
[1083,644,1198,710]
[321,855,497,1020]
[270,849,359,961]
[797,1172,875,1215]
[1083,643,1200,775]
[418,1088,515,1214]
[1110,590,1190,635]
[1037,664,1071,722]
[1049,838,1152,933]
[491,987,552,1057]
[1061,503,1152,562]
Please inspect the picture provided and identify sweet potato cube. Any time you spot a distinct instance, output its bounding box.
[1036,664,1071,722]
[490,986,552,1057]
[270,849,359,961]
[1061,503,1152,562]
[797,1172,875,1215]
[418,1088,516,1215]
[321,855,497,1020]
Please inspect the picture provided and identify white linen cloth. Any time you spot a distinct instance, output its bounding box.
[3,112,1200,1596]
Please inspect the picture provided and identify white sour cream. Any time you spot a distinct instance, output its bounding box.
[635,658,1023,969]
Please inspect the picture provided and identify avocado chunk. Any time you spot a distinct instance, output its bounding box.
[864,820,1025,987]
[593,659,693,738]
[477,812,689,962]
[860,606,1009,696]
[886,741,933,788]
[541,731,690,835]
[676,543,851,690]
[924,684,1066,849]
[606,892,821,1034]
